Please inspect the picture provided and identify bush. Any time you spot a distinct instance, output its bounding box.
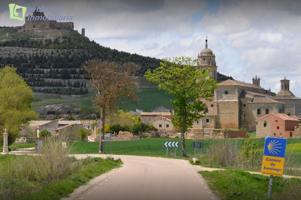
[109,124,130,134]
[79,128,89,141]
[131,123,156,136]
[60,127,91,141]
[40,130,51,138]
[206,139,239,167]
[0,138,73,199]
[108,110,139,128]
[238,138,262,170]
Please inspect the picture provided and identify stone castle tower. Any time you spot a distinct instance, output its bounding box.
[23,7,74,31]
[197,38,217,80]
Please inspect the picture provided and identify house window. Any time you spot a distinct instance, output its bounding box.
[275,120,278,123]
[211,104,214,108]
[265,109,269,114]
[263,121,267,127]
[274,133,276,136]
[288,113,291,116]
[257,109,261,115]
[224,90,229,95]
[243,104,246,107]
[159,124,162,128]
[277,126,280,130]
[206,119,210,123]
[290,132,293,137]
[166,124,169,128]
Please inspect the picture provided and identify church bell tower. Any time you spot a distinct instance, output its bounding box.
[197,38,217,80]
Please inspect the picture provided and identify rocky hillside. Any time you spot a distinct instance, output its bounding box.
[0,26,160,94]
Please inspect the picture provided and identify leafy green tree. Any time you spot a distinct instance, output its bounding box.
[145,57,216,156]
[109,124,130,134]
[0,66,37,144]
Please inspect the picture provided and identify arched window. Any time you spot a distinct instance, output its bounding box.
[257,109,261,115]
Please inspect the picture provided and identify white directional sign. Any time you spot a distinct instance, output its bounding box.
[164,141,179,148]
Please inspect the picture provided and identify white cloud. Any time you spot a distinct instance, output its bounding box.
[259,33,283,44]
[1,0,301,96]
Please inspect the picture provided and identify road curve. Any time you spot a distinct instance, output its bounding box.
[64,155,218,200]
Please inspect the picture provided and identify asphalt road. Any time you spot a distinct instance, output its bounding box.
[64,155,218,200]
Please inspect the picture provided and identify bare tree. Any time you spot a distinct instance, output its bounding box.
[84,60,137,153]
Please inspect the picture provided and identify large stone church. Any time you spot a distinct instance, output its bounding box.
[193,39,301,132]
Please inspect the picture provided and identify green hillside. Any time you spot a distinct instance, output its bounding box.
[32,87,172,115]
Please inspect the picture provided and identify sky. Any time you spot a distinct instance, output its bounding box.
[1,0,301,96]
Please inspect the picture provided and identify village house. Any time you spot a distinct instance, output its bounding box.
[20,119,96,138]
[256,113,301,138]
[140,112,175,134]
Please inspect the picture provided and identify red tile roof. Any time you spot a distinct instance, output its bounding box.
[257,113,300,122]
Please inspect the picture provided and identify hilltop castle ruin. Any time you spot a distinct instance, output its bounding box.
[23,8,74,31]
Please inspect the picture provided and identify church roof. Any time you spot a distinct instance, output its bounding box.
[251,97,282,104]
[218,79,260,89]
[200,48,213,54]
[276,90,296,98]
[257,113,300,122]
[245,91,280,104]
[198,38,214,56]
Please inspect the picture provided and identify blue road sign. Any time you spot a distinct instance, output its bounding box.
[263,137,287,158]
[192,141,202,149]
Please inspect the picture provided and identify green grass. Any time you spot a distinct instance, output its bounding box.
[23,157,121,200]
[118,88,172,111]
[9,143,35,151]
[0,156,122,200]
[0,155,16,171]
[71,138,197,157]
[69,138,301,157]
[32,87,172,114]
[201,170,301,200]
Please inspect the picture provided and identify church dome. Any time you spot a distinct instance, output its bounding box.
[197,38,216,67]
[200,47,213,55]
[197,38,218,80]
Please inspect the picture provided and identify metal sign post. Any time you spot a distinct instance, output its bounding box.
[268,176,273,198]
[192,141,202,156]
[261,136,287,199]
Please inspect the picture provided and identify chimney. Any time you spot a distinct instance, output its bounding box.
[252,75,260,87]
[281,78,290,91]
[81,28,85,37]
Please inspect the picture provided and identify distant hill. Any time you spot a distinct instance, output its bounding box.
[0,25,160,94]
